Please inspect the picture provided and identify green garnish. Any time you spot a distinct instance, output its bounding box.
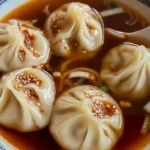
[104,1,117,9]
[31,19,38,24]
[100,85,109,93]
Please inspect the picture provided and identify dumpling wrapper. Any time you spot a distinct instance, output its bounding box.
[0,67,55,132]
[100,44,150,101]
[0,19,50,72]
[45,2,103,59]
[50,85,124,150]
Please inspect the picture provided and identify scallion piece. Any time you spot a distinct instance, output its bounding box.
[104,2,117,9]
[100,85,109,93]
[31,19,38,24]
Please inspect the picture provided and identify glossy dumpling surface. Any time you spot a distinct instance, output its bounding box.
[50,85,124,150]
[0,67,55,132]
[100,44,150,100]
[45,2,103,59]
[0,19,50,72]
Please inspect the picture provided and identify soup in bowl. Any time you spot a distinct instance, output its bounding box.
[0,0,150,150]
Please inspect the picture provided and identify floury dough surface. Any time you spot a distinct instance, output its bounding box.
[101,44,150,101]
[0,67,55,132]
[50,85,124,150]
[0,19,50,72]
[45,2,103,59]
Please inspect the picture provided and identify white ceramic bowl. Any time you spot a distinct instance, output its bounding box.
[0,0,28,18]
[0,0,149,23]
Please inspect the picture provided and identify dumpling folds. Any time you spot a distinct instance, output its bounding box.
[0,67,55,132]
[0,19,50,72]
[100,44,150,100]
[50,86,124,150]
[45,2,103,59]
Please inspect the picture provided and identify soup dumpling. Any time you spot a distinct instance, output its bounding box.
[0,19,50,72]
[45,2,103,59]
[50,85,124,150]
[100,44,150,100]
[0,67,55,132]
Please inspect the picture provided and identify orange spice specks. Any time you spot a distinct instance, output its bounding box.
[19,48,26,61]
[18,24,41,58]
[40,109,45,113]
[91,101,119,118]
[14,73,41,87]
[13,72,43,108]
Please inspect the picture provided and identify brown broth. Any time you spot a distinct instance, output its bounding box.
[0,0,150,150]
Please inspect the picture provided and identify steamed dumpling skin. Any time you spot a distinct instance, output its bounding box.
[45,2,103,59]
[0,68,55,132]
[100,44,150,101]
[0,19,50,72]
[50,86,124,150]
